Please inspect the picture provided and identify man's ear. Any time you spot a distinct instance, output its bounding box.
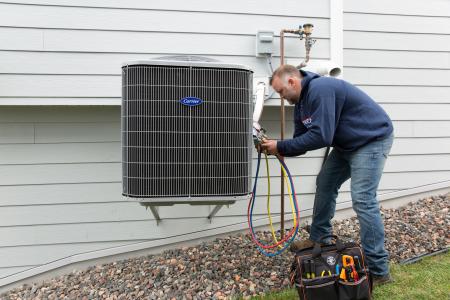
[287,77,295,87]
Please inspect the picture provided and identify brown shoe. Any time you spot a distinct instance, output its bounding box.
[289,239,315,252]
[371,273,393,287]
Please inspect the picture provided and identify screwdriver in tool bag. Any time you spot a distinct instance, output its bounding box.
[310,259,316,278]
[335,263,340,276]
[303,260,311,279]
[354,256,362,271]
[304,259,314,279]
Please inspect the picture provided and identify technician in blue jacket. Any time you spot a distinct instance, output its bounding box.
[261,64,394,286]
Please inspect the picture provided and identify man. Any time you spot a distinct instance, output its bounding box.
[261,65,394,286]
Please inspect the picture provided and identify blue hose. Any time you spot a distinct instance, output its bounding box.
[249,151,300,257]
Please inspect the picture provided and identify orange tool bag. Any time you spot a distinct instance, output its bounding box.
[290,235,372,300]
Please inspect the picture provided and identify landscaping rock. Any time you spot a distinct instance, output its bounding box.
[1,193,449,299]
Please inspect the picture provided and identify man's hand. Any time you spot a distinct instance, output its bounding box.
[260,139,278,155]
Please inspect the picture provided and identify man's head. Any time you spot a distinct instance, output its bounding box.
[270,65,302,105]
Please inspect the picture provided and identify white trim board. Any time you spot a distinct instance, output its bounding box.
[330,0,343,76]
[0,98,121,105]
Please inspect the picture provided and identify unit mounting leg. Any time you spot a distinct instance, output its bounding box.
[148,206,161,226]
[207,205,223,223]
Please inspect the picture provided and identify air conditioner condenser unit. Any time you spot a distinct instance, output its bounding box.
[121,56,254,217]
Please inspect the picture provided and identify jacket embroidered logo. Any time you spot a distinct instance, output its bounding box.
[302,117,312,127]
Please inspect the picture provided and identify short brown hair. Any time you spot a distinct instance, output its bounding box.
[270,64,301,85]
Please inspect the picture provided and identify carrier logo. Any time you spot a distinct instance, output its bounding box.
[180,97,203,107]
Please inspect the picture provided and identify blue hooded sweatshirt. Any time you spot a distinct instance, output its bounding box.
[277,71,393,156]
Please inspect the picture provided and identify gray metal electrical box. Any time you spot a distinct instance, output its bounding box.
[256,30,274,56]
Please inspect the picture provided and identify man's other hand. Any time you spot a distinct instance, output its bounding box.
[261,139,278,155]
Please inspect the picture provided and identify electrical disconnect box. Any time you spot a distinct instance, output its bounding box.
[256,31,274,56]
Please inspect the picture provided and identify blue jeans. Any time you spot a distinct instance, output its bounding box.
[310,134,394,276]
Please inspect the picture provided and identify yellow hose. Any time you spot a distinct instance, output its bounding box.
[282,163,298,228]
[265,154,297,248]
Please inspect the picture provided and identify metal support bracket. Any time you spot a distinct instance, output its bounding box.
[139,198,241,225]
[207,205,224,223]
[148,206,161,225]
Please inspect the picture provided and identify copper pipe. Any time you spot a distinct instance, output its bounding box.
[279,27,305,238]
[298,40,311,68]
[277,26,314,239]
[279,29,287,238]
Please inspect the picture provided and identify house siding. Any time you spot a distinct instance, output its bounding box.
[0,0,332,285]
[0,0,449,288]
[343,0,450,200]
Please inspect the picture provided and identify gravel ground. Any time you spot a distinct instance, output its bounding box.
[2,193,449,300]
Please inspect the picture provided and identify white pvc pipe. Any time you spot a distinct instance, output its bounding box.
[302,61,342,77]
[252,82,266,132]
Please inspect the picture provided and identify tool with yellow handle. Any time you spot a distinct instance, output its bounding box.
[339,267,347,281]
[342,255,359,281]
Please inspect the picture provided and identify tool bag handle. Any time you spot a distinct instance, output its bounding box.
[311,234,346,258]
